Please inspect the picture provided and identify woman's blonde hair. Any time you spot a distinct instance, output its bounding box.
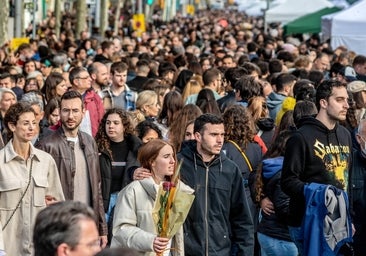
[247,96,268,121]
[136,90,158,111]
[182,75,204,102]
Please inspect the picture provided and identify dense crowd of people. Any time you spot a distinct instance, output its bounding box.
[0,6,365,256]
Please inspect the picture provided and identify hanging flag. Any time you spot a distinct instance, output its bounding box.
[132,14,146,37]
[187,5,195,15]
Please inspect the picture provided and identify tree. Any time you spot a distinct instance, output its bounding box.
[75,0,87,40]
[54,0,62,38]
[0,0,9,46]
[114,0,125,36]
[100,0,108,39]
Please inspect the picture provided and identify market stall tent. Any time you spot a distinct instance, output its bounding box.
[265,0,334,25]
[331,0,366,55]
[284,7,341,35]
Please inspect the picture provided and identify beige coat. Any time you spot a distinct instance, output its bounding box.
[0,141,65,256]
[111,177,193,256]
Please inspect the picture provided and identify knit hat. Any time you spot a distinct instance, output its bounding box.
[347,80,366,93]
[275,96,296,126]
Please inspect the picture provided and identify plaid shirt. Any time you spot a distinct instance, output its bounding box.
[102,84,137,111]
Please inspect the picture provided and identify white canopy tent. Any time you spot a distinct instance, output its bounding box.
[331,0,366,55]
[243,0,286,16]
[237,0,285,16]
[265,0,333,24]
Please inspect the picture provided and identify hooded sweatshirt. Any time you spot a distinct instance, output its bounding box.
[266,92,286,120]
[258,157,293,241]
[281,117,352,226]
[256,117,275,149]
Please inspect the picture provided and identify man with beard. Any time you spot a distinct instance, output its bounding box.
[88,62,111,99]
[177,114,254,256]
[37,90,108,248]
[281,80,352,255]
[69,67,104,137]
[102,61,137,111]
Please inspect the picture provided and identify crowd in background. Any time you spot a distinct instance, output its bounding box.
[0,6,365,256]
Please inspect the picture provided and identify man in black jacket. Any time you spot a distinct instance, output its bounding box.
[178,114,254,256]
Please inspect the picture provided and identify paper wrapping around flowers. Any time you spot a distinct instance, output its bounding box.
[152,183,195,238]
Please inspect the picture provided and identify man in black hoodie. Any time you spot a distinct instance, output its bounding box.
[281,80,352,254]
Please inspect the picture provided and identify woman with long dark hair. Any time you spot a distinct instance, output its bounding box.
[196,88,221,116]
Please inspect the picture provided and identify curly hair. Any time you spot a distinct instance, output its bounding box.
[95,108,135,159]
[4,102,35,141]
[223,105,255,150]
[135,120,163,142]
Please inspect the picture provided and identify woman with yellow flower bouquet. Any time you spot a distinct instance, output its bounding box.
[111,139,194,255]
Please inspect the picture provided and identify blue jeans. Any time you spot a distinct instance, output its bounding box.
[288,226,304,256]
[257,232,298,256]
[105,192,118,223]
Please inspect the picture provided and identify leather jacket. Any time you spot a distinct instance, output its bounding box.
[36,127,107,236]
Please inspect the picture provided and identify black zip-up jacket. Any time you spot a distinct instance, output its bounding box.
[178,141,254,256]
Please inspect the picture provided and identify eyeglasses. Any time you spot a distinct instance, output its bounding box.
[76,239,101,249]
[76,76,90,80]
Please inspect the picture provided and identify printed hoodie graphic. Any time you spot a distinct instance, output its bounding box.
[281,117,352,226]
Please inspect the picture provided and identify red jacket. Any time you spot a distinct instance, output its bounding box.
[84,89,105,137]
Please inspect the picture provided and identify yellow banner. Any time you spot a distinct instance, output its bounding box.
[132,14,146,37]
[187,5,195,15]
[10,38,30,52]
